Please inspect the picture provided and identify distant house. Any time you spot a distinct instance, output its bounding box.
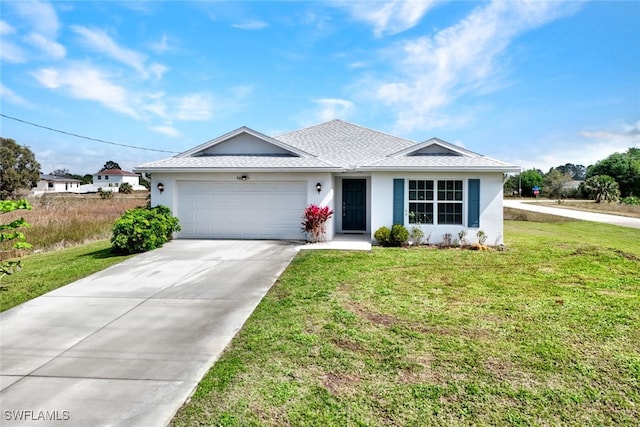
[72,169,147,193]
[92,169,141,190]
[32,174,81,195]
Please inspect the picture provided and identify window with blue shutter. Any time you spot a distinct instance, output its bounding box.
[393,179,404,225]
[468,179,480,228]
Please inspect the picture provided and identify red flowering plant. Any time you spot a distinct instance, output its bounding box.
[301,204,334,243]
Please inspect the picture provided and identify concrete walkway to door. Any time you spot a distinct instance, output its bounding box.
[0,240,298,426]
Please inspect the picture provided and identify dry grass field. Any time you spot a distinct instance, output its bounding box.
[1,193,147,260]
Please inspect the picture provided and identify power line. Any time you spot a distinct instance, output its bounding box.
[0,113,180,154]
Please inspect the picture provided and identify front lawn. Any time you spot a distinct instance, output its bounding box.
[173,220,640,426]
[0,240,134,312]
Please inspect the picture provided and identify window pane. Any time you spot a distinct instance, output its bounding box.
[437,180,463,201]
[437,203,463,225]
[409,190,417,200]
[409,181,417,190]
[409,203,433,224]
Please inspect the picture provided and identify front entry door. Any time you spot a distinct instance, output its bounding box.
[342,179,366,231]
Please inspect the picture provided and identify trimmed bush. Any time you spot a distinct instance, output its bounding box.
[111,205,180,254]
[374,226,391,246]
[390,224,409,246]
[375,224,409,247]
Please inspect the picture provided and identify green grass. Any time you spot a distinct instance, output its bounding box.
[0,240,134,312]
[172,220,640,426]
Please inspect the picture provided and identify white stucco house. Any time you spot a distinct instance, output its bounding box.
[92,169,142,190]
[135,120,520,244]
[32,174,81,195]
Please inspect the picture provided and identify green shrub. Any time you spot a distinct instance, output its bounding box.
[409,225,424,245]
[390,224,409,246]
[119,182,133,194]
[621,196,640,206]
[111,205,181,254]
[375,225,410,247]
[97,187,114,199]
[374,226,391,247]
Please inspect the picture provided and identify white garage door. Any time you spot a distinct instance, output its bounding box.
[176,181,307,239]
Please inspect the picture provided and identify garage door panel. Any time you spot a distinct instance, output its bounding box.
[176,180,307,239]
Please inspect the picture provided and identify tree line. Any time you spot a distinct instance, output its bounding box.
[504,148,640,204]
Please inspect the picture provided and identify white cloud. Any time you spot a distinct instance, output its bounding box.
[511,121,640,171]
[71,25,160,78]
[150,124,182,137]
[581,120,640,144]
[149,62,169,80]
[11,0,60,38]
[0,20,16,35]
[313,98,355,122]
[25,32,66,59]
[336,0,437,37]
[365,0,580,132]
[0,5,64,63]
[32,64,139,118]
[150,34,173,54]
[174,94,213,121]
[0,40,27,63]
[232,20,268,30]
[0,83,31,107]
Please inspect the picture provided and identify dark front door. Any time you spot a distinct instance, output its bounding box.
[342,179,366,231]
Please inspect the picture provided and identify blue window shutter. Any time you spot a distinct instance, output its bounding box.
[468,179,480,228]
[393,179,404,225]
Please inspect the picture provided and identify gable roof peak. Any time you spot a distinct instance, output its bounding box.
[177,126,316,159]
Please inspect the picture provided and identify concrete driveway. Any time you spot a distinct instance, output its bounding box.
[0,240,298,426]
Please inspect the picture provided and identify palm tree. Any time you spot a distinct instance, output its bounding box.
[584,175,620,203]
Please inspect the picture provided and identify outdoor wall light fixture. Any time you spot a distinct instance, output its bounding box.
[237,175,248,181]
[157,182,165,193]
[316,182,322,193]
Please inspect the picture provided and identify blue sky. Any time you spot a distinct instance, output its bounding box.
[1,0,638,175]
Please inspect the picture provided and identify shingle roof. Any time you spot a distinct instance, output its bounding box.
[94,169,138,176]
[135,119,520,172]
[275,120,415,167]
[39,174,81,182]
[137,155,339,171]
[363,155,519,171]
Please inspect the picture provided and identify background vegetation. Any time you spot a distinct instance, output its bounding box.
[0,194,144,260]
[504,148,640,203]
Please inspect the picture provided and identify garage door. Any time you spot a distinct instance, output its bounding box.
[176,181,307,239]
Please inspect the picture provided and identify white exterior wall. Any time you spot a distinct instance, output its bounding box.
[93,175,139,187]
[370,172,505,245]
[32,180,81,195]
[151,172,335,240]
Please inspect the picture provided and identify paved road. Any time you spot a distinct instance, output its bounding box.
[504,199,640,229]
[0,240,298,426]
